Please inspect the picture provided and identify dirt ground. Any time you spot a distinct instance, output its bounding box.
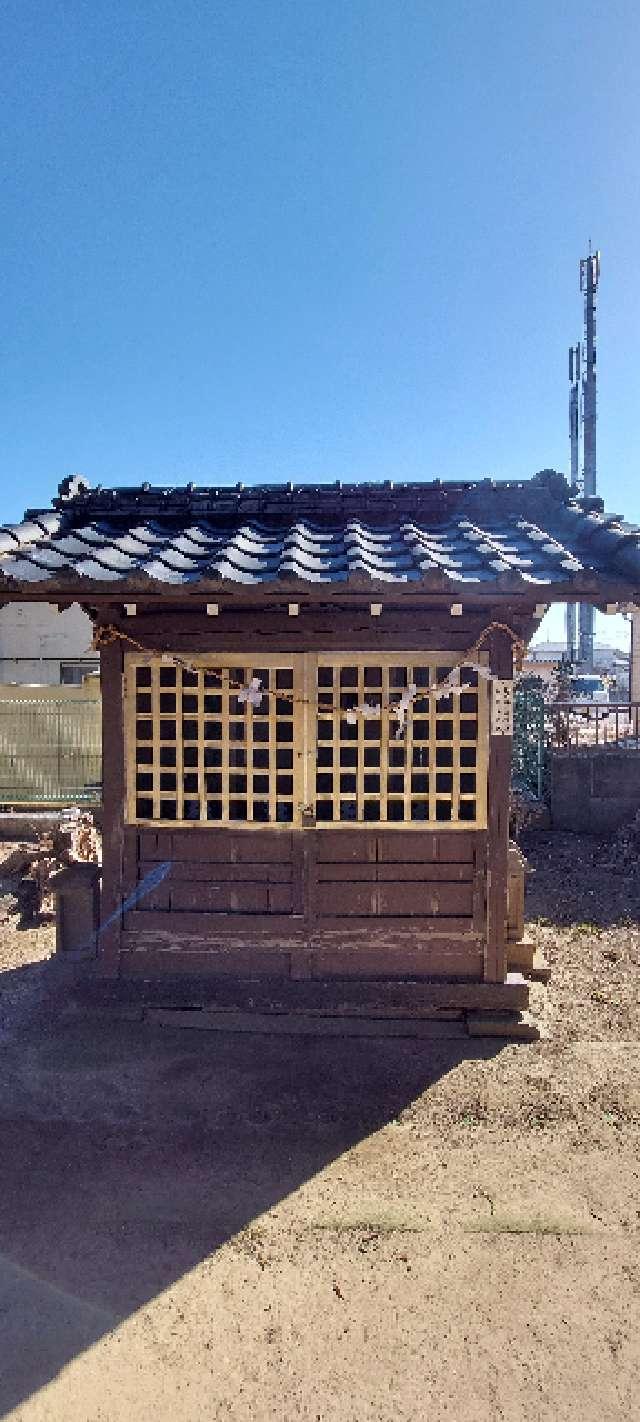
[0,831,639,1422]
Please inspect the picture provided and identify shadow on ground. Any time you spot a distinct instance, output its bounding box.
[0,957,501,1418]
[522,830,640,928]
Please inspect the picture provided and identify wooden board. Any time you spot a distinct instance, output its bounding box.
[312,882,474,918]
[114,960,530,1010]
[123,909,306,937]
[144,1009,469,1038]
[309,944,483,979]
[119,946,293,977]
[137,859,293,883]
[317,862,474,882]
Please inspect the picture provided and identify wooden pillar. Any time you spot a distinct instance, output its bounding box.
[98,637,125,977]
[629,608,640,704]
[484,628,513,982]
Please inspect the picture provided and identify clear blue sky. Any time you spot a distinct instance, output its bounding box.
[1,1,638,641]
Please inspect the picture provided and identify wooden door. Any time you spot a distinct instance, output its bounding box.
[119,650,489,979]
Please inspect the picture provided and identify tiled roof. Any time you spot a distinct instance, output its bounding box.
[0,471,639,596]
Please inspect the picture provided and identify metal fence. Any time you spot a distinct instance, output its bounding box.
[544,701,640,751]
[513,687,640,801]
[0,693,102,805]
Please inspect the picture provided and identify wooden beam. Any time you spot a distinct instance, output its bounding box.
[4,575,639,611]
[95,611,501,657]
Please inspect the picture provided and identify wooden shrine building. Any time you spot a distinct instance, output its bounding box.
[2,469,640,1028]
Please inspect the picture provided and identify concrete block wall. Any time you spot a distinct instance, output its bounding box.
[550,748,640,833]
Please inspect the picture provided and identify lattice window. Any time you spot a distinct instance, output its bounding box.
[126,656,302,827]
[314,656,487,827]
[125,652,488,829]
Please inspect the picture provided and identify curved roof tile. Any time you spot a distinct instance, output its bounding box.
[1,473,639,595]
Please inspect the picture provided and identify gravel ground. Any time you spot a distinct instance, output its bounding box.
[0,832,638,1422]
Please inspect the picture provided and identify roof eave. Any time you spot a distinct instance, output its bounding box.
[2,569,640,606]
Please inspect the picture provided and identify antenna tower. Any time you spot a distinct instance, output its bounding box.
[565,248,601,667]
[566,343,580,660]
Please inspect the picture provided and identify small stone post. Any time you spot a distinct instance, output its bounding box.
[49,862,100,964]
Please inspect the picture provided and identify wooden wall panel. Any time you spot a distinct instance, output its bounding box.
[122,827,139,898]
[119,946,292,978]
[170,882,270,914]
[135,827,296,862]
[312,915,474,936]
[138,829,173,861]
[314,830,377,863]
[137,859,293,884]
[316,859,477,884]
[268,883,295,914]
[116,819,490,989]
[314,884,377,917]
[375,862,473,883]
[311,943,483,979]
[129,825,301,927]
[377,830,478,863]
[313,883,473,919]
[377,882,474,917]
[316,861,377,883]
[123,909,306,938]
[136,879,171,911]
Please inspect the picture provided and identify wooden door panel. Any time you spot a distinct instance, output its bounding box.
[314,830,376,863]
[170,882,269,914]
[316,861,377,882]
[377,830,477,863]
[139,859,293,884]
[127,828,302,927]
[314,883,376,917]
[377,881,474,918]
[375,861,474,882]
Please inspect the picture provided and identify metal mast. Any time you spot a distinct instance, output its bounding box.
[565,248,601,666]
[566,343,581,660]
[578,247,601,668]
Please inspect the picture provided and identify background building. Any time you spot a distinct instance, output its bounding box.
[0,602,97,685]
[528,638,629,696]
